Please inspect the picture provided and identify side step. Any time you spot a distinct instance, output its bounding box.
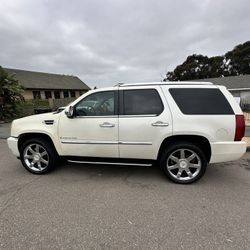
[67,160,152,167]
[65,156,155,167]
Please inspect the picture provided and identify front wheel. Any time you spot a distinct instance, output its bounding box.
[20,137,58,174]
[160,142,207,184]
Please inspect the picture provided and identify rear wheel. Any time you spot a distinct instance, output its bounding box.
[20,137,58,174]
[160,142,207,184]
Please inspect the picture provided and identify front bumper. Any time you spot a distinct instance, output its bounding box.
[210,141,247,163]
[7,137,20,157]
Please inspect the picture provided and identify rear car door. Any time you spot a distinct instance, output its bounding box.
[118,86,172,160]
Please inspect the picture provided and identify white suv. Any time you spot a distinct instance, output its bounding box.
[7,82,247,184]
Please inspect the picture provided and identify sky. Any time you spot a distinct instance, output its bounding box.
[0,0,249,88]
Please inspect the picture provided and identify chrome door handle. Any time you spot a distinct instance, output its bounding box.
[100,122,115,128]
[152,121,169,127]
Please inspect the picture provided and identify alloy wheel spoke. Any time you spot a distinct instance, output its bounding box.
[169,155,179,163]
[180,149,185,159]
[41,158,48,165]
[177,169,182,178]
[35,145,39,153]
[24,154,33,159]
[28,146,35,154]
[168,164,178,170]
[37,162,42,170]
[185,169,193,178]
[190,163,201,170]
[187,154,195,162]
[40,151,47,157]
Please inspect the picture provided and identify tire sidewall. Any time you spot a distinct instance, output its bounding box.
[160,142,207,184]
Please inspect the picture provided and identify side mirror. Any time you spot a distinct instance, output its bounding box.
[65,106,74,118]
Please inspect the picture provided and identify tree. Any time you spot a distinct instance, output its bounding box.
[164,41,250,81]
[0,66,24,121]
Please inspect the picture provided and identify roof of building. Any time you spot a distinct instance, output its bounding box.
[193,75,250,90]
[4,68,90,90]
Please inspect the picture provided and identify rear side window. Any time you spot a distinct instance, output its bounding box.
[123,89,163,115]
[169,88,234,115]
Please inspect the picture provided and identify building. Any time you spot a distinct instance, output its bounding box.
[4,68,90,100]
[195,75,250,104]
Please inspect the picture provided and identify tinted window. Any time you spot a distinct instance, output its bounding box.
[123,89,163,115]
[75,91,115,116]
[169,88,234,115]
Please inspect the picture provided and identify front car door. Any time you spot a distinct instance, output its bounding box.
[58,88,119,158]
[118,86,172,160]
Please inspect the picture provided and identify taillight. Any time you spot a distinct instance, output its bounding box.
[234,115,245,141]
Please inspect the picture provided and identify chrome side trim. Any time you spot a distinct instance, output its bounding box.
[75,115,118,118]
[67,160,152,167]
[119,141,152,145]
[61,140,118,145]
[61,140,152,145]
[119,114,158,118]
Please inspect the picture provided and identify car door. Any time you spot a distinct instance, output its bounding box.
[118,86,172,160]
[58,89,119,158]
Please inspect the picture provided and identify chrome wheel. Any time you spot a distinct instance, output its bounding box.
[166,148,201,181]
[23,144,49,172]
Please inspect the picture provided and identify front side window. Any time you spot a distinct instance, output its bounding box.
[123,89,163,115]
[75,91,115,116]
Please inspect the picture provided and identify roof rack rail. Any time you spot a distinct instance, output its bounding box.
[117,81,213,87]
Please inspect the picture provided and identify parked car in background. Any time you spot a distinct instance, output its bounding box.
[7,82,246,184]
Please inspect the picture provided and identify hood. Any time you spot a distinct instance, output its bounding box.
[11,112,61,137]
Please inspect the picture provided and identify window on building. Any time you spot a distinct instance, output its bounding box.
[63,91,69,98]
[54,91,60,99]
[123,89,163,115]
[33,91,41,99]
[45,91,52,99]
[70,91,76,98]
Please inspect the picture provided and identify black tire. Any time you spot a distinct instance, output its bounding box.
[20,137,58,174]
[160,141,207,184]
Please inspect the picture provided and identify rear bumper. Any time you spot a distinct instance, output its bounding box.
[7,137,20,157]
[210,141,247,163]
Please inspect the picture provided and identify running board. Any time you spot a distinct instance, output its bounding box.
[67,160,152,167]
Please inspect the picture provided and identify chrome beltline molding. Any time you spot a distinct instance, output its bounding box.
[61,140,152,145]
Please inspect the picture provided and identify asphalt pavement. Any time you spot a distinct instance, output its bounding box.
[0,139,250,249]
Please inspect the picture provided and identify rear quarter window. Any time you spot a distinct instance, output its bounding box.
[169,88,234,115]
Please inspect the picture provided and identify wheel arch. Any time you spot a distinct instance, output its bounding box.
[17,132,60,156]
[157,135,211,163]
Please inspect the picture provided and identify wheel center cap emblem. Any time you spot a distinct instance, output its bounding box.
[34,154,40,161]
[179,160,187,169]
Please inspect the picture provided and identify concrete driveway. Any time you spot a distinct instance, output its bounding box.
[0,139,250,249]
